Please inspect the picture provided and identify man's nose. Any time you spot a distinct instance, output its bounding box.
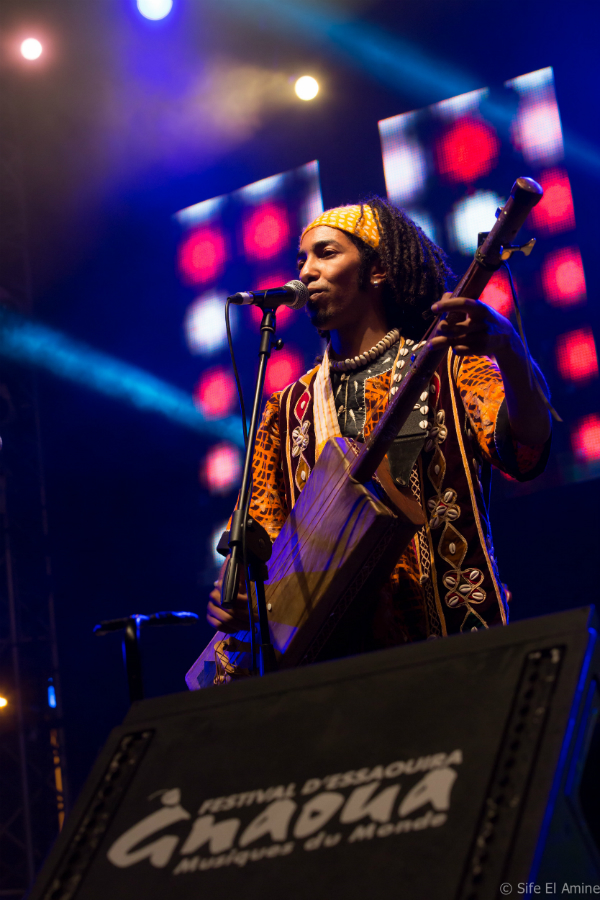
[299,256,318,284]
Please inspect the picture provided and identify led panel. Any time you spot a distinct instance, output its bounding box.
[379,67,596,489]
[176,162,324,553]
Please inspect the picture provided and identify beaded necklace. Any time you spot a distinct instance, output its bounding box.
[328,327,400,373]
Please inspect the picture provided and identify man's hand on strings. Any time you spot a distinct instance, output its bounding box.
[430,293,518,358]
[207,557,255,634]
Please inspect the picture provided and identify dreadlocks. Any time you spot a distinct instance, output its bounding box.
[348,196,454,340]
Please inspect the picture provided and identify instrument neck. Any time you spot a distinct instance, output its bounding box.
[348,175,544,486]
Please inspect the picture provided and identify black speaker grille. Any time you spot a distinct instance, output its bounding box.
[41,730,154,900]
[457,646,563,900]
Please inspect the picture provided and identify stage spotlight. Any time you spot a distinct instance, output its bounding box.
[20,38,42,60]
[295,76,319,101]
[0,696,7,709]
[136,0,173,20]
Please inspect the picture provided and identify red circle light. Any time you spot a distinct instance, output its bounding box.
[541,247,586,307]
[201,443,241,494]
[435,117,500,184]
[178,227,226,287]
[571,414,600,464]
[243,204,290,261]
[193,367,236,418]
[529,169,575,236]
[555,328,598,383]
[265,348,304,393]
[480,271,513,319]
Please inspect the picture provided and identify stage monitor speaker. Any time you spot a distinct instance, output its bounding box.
[29,606,600,900]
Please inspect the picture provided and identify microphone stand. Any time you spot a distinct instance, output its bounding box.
[221,307,279,676]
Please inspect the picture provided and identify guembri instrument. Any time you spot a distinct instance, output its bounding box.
[186,177,543,690]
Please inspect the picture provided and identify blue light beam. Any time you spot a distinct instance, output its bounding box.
[216,0,600,175]
[218,0,472,104]
[0,309,244,446]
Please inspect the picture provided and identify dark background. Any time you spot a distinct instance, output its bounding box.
[0,0,598,800]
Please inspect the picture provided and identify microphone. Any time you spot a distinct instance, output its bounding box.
[228,279,309,310]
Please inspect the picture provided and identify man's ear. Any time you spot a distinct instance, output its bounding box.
[369,259,387,285]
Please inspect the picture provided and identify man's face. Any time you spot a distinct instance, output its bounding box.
[297,225,371,332]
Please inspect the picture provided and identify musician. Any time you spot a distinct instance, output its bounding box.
[208,198,551,654]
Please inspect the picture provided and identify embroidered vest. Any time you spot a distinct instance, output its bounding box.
[276,351,509,641]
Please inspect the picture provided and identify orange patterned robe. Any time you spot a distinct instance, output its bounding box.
[245,349,549,648]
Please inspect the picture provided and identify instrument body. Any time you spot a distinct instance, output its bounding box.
[186,437,424,689]
[186,177,543,690]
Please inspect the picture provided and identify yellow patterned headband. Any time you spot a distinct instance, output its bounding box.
[301,204,381,250]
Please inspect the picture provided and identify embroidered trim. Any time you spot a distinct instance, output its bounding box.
[283,384,296,508]
[294,389,311,423]
[423,356,485,617]
[417,387,446,635]
[460,602,489,633]
[292,421,310,457]
[294,455,311,492]
[314,346,342,461]
[442,565,486,608]
[446,353,507,625]
[410,461,444,638]
[427,487,460,529]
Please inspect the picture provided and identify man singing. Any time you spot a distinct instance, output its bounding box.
[207,198,551,664]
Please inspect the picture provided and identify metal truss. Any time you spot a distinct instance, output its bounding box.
[0,72,68,898]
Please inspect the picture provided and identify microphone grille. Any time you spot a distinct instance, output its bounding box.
[284,279,309,310]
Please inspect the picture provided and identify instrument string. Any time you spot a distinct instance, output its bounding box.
[266,451,358,584]
[502,261,561,423]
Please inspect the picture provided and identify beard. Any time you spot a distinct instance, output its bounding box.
[306,299,332,330]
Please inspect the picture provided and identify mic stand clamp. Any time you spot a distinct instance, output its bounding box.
[220,307,280,676]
